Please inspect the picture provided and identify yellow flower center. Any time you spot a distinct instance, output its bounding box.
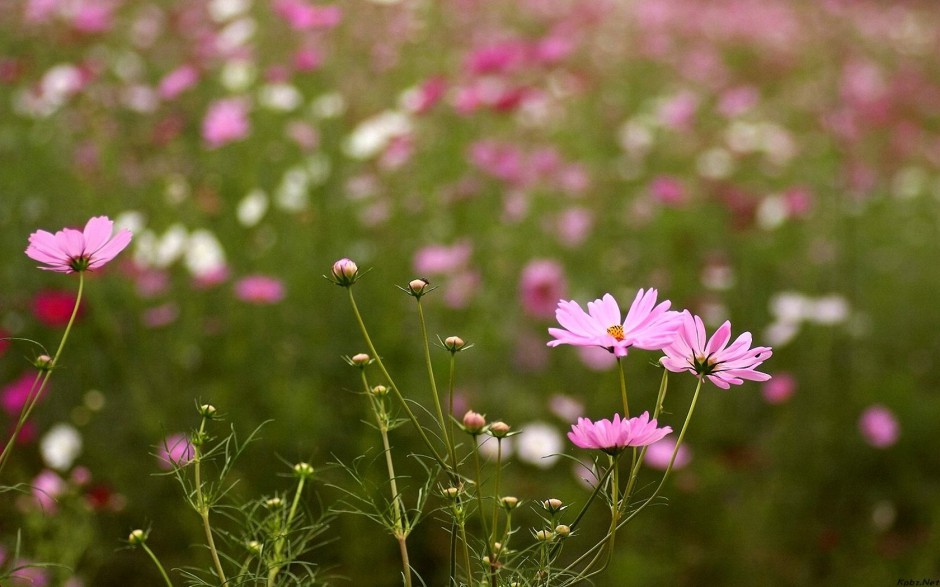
[606,325,625,341]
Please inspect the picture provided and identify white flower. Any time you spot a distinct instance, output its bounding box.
[516,422,562,469]
[41,423,83,471]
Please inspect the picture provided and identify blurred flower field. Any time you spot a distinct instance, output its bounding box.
[2,0,940,584]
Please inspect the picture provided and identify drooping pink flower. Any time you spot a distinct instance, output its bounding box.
[234,275,285,304]
[157,433,195,470]
[519,259,567,318]
[32,289,84,327]
[547,290,681,358]
[202,98,250,148]
[859,405,899,449]
[567,412,672,456]
[26,216,132,274]
[660,311,772,389]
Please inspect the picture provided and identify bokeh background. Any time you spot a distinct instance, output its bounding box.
[2,0,940,584]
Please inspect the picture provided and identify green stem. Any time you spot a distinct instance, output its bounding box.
[363,371,412,587]
[416,301,455,470]
[447,353,457,472]
[194,418,227,585]
[267,475,308,586]
[140,542,174,587]
[346,289,448,470]
[617,357,629,418]
[0,273,84,475]
[488,439,503,587]
[621,370,670,513]
[548,462,614,561]
[621,376,703,528]
[472,442,489,540]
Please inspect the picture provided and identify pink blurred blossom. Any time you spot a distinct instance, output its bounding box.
[468,140,526,184]
[273,0,342,30]
[413,242,472,275]
[657,91,698,130]
[718,86,759,117]
[286,121,319,150]
[576,345,618,371]
[644,437,692,470]
[293,48,323,71]
[2,374,40,416]
[24,0,57,23]
[142,303,180,328]
[32,290,84,327]
[157,433,195,470]
[762,372,797,404]
[158,65,199,100]
[784,187,813,217]
[519,259,568,319]
[465,41,529,75]
[0,329,10,357]
[71,1,115,33]
[32,469,65,514]
[533,35,574,65]
[442,270,480,309]
[406,76,447,114]
[859,405,899,448]
[554,207,593,247]
[649,176,687,207]
[202,98,250,148]
[234,275,285,304]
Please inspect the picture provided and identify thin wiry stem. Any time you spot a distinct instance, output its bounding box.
[193,418,227,585]
[345,288,448,469]
[0,273,84,475]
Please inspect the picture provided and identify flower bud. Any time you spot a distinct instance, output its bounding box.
[500,496,519,510]
[247,540,263,555]
[534,529,553,542]
[543,498,564,514]
[443,336,465,352]
[554,524,571,538]
[264,496,284,508]
[198,404,217,418]
[371,385,388,397]
[409,278,429,294]
[330,258,359,286]
[442,486,460,500]
[492,542,503,553]
[350,353,371,366]
[462,410,486,434]
[293,462,315,479]
[488,421,511,438]
[34,354,54,371]
[128,529,147,546]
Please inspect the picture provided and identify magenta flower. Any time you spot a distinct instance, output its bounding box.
[660,311,772,389]
[157,433,195,470]
[547,290,680,358]
[26,216,132,274]
[202,98,250,148]
[858,405,899,448]
[234,275,285,304]
[567,412,672,456]
[519,259,568,318]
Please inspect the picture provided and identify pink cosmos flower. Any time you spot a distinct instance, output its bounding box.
[660,311,772,389]
[32,469,66,514]
[762,372,796,404]
[26,216,132,274]
[547,290,681,358]
[202,98,250,148]
[859,405,899,448]
[567,412,672,456]
[234,275,285,304]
